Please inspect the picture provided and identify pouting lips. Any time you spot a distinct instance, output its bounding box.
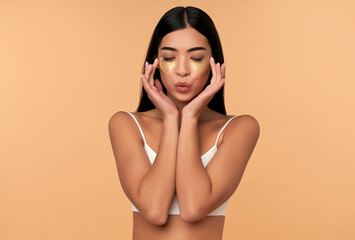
[175,82,191,88]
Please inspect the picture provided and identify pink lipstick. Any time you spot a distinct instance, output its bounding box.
[175,82,191,93]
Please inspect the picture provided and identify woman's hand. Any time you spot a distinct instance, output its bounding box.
[182,57,226,119]
[140,58,179,119]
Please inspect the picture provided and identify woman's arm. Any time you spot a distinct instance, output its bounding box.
[109,111,179,225]
[176,114,260,222]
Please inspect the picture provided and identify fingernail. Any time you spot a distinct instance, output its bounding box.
[145,61,148,67]
[211,57,215,62]
[223,62,226,67]
[154,58,158,63]
[217,63,220,67]
[148,64,152,68]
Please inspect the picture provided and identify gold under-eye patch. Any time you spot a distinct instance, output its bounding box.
[159,57,211,73]
[159,57,175,73]
[189,57,210,72]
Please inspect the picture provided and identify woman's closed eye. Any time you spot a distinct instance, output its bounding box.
[191,57,204,62]
[162,57,204,62]
[162,57,175,61]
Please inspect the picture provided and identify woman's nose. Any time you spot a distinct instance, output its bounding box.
[175,58,190,77]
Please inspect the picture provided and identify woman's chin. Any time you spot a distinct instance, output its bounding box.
[171,93,195,103]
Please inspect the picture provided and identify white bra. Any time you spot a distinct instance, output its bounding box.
[124,111,240,216]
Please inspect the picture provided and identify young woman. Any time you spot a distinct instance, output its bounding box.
[109,6,260,240]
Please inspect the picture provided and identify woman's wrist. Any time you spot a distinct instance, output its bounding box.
[181,110,200,122]
[181,113,199,124]
[162,112,179,122]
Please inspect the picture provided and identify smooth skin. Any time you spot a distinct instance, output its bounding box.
[108,27,260,240]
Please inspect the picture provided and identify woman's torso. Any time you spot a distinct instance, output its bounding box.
[133,213,225,240]
[129,109,234,240]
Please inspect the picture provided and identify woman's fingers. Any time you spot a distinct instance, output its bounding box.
[141,73,155,95]
[144,61,150,80]
[144,61,153,85]
[140,73,150,93]
[141,74,163,100]
[148,58,159,86]
[155,79,163,93]
[141,62,178,116]
[221,62,226,79]
[210,57,216,85]
[215,63,226,92]
[216,62,221,83]
[209,57,223,86]
[142,58,161,95]
[204,59,226,96]
[209,57,225,90]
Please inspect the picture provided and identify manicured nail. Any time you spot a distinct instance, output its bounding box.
[154,58,158,63]
[217,63,220,67]
[211,57,215,62]
[148,64,152,68]
[145,61,148,67]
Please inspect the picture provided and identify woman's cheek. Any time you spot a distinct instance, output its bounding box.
[159,57,175,73]
[189,57,210,73]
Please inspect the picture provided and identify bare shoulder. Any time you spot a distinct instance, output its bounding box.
[108,111,134,129]
[231,114,260,128]
[108,110,145,138]
[224,114,260,140]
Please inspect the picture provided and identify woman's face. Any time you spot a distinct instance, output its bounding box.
[157,27,212,102]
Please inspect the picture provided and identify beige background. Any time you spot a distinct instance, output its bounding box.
[1,0,354,239]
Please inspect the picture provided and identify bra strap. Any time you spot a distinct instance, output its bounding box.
[214,115,240,147]
[123,111,147,145]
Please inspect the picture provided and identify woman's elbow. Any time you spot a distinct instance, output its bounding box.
[143,209,169,226]
[180,207,205,223]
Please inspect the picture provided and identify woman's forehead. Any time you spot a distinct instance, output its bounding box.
[159,27,211,52]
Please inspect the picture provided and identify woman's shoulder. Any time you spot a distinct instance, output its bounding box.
[108,109,161,128]
[109,110,134,123]
[229,113,259,123]
[224,113,260,138]
[108,111,133,131]
[109,109,156,118]
[206,109,258,123]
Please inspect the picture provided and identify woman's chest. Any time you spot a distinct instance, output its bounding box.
[139,117,224,156]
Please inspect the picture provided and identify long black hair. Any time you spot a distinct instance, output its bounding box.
[136,6,226,115]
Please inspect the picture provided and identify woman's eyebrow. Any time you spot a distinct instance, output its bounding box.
[160,46,207,52]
